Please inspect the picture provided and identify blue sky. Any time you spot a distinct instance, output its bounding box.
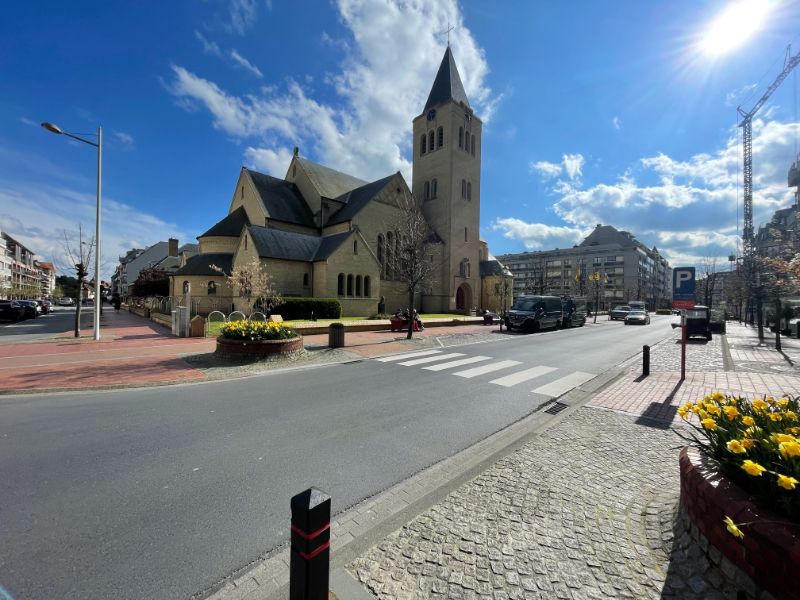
[1,0,799,278]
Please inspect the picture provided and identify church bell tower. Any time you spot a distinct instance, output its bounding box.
[412,47,482,313]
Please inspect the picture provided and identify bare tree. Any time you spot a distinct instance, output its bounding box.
[757,255,800,351]
[212,257,282,315]
[696,256,719,307]
[384,192,440,339]
[61,226,94,338]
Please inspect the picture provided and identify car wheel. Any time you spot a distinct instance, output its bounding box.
[706,332,712,341]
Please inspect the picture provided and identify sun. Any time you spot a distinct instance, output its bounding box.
[701,0,772,56]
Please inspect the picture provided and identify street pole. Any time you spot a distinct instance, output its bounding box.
[94,126,102,341]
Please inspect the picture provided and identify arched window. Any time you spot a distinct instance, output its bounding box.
[437,126,443,148]
[428,130,435,151]
[420,134,426,155]
[353,239,358,254]
[386,231,394,279]
[356,275,362,297]
[467,181,472,200]
[337,273,345,295]
[431,178,438,198]
[424,181,430,201]
[458,126,464,148]
[364,276,371,298]
[471,134,476,156]
[461,179,466,199]
[182,281,189,294]
[207,281,216,295]
[377,234,384,274]
[347,274,354,296]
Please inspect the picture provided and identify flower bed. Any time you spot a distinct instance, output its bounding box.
[678,392,800,600]
[215,320,302,358]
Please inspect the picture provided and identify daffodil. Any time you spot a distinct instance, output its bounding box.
[771,433,796,444]
[752,398,768,413]
[778,399,790,409]
[723,516,744,539]
[706,404,721,416]
[741,416,755,427]
[678,406,690,419]
[711,391,725,402]
[742,438,756,450]
[769,412,783,422]
[777,474,798,491]
[701,418,718,430]
[785,411,798,421]
[726,440,747,454]
[779,441,800,459]
[723,406,739,421]
[741,460,766,476]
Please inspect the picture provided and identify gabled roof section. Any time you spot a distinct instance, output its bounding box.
[247,226,353,262]
[199,207,250,238]
[579,225,630,247]
[327,174,397,225]
[295,157,368,200]
[173,253,233,276]
[424,47,470,111]
[246,169,316,227]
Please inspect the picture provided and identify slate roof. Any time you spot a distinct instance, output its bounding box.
[327,174,397,225]
[424,47,471,111]
[246,169,316,227]
[199,207,250,238]
[579,225,634,247]
[172,253,233,276]
[295,157,367,200]
[480,255,512,277]
[247,226,353,262]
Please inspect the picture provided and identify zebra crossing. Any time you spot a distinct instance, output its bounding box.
[375,349,595,398]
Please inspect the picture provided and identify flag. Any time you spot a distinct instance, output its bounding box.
[575,267,581,282]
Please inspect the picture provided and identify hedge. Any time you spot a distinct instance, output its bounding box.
[274,297,341,320]
[655,308,673,315]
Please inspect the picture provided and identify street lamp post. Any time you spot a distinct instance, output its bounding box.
[42,122,102,341]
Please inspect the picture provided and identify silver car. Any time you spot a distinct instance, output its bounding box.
[624,310,650,325]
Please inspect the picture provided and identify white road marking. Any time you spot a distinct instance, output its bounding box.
[453,360,522,378]
[398,352,466,366]
[375,349,443,362]
[531,371,595,397]
[422,356,492,371]
[489,365,557,387]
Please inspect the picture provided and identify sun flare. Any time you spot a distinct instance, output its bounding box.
[701,0,772,55]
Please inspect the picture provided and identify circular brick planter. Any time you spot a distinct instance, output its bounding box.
[215,335,303,359]
[679,446,800,600]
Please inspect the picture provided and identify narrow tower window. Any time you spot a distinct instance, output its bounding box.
[424,181,430,201]
[428,130,435,151]
[471,134,476,156]
[461,179,466,199]
[337,273,344,295]
[467,181,472,200]
[420,134,426,155]
[431,178,438,198]
[437,126,443,148]
[458,127,463,148]
[464,227,468,242]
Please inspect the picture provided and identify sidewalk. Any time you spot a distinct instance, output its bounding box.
[0,309,504,393]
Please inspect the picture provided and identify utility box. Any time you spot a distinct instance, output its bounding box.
[190,315,206,337]
[177,306,190,337]
[328,323,345,348]
[171,310,178,336]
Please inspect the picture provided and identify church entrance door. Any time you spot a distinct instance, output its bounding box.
[455,283,472,312]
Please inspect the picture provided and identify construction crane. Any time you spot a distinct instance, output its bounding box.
[737,44,800,322]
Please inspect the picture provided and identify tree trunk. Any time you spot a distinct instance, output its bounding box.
[756,296,764,340]
[775,297,782,352]
[75,281,83,338]
[406,289,415,340]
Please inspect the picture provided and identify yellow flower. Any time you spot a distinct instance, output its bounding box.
[771,433,796,444]
[691,403,703,414]
[790,427,800,435]
[779,441,800,459]
[742,439,757,450]
[741,416,755,427]
[726,440,747,454]
[723,516,745,539]
[699,409,709,420]
[752,398,768,412]
[678,406,690,419]
[778,399,790,409]
[723,406,740,421]
[706,404,721,416]
[741,460,766,476]
[711,391,725,402]
[769,412,783,422]
[701,418,718,430]
[777,474,799,490]
[785,411,798,421]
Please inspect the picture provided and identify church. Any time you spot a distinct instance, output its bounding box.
[171,47,512,317]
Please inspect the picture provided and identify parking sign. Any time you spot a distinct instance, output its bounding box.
[672,267,696,309]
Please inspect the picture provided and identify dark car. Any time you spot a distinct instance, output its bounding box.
[609,305,631,321]
[0,300,25,322]
[624,310,650,325]
[709,309,726,334]
[678,305,712,340]
[17,300,40,319]
[505,295,563,332]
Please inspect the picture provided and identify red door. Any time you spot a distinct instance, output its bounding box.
[456,287,465,310]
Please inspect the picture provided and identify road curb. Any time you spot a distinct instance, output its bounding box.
[198,366,625,600]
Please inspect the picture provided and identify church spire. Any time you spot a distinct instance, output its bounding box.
[423,47,470,111]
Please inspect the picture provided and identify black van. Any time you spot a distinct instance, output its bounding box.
[505,295,563,332]
[561,296,587,327]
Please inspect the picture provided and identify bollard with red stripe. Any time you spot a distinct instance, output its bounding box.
[290,487,331,600]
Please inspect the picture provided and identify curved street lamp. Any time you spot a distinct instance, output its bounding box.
[41,122,102,341]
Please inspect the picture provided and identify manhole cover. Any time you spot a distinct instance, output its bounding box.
[544,401,568,415]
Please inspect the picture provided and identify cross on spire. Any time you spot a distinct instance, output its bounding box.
[440,21,454,47]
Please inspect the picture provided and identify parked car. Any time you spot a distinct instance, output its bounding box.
[628,300,647,313]
[709,309,726,334]
[624,310,651,325]
[0,300,25,322]
[17,300,40,319]
[58,297,75,306]
[505,295,563,332]
[609,305,631,321]
[682,305,712,340]
[561,296,587,327]
[37,299,51,314]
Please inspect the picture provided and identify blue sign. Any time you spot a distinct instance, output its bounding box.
[672,267,696,301]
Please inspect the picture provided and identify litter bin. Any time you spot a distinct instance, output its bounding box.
[329,322,345,348]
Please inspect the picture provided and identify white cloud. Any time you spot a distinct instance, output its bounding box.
[725,82,758,107]
[530,153,584,182]
[195,30,222,57]
[169,0,498,183]
[227,0,259,35]
[612,116,621,130]
[113,131,135,149]
[530,160,562,178]
[19,117,38,127]
[244,146,293,177]
[229,49,263,78]
[491,219,586,250]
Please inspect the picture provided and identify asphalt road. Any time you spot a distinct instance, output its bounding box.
[0,316,673,600]
[0,306,93,343]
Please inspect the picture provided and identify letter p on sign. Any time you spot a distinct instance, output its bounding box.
[675,271,692,289]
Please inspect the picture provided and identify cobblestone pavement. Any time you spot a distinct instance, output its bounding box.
[725,321,800,374]
[349,407,742,600]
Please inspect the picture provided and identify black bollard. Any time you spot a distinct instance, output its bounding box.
[290,487,331,600]
[643,344,650,377]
